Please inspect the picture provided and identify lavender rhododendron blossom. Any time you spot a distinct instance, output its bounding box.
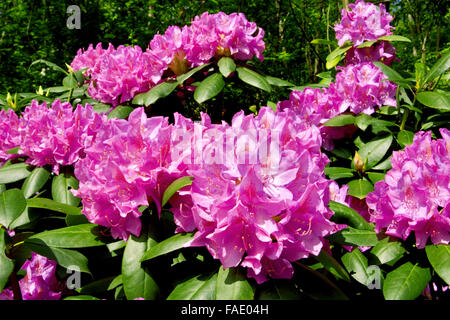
[18,100,102,174]
[0,108,22,165]
[334,0,394,47]
[70,42,114,76]
[73,108,184,240]
[345,41,396,66]
[19,252,62,300]
[277,85,357,150]
[335,62,397,115]
[168,108,344,283]
[88,45,165,107]
[366,129,450,248]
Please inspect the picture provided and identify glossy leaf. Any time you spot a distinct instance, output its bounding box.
[328,226,378,247]
[236,67,271,92]
[265,76,294,87]
[0,228,14,292]
[346,179,374,199]
[217,57,236,78]
[342,249,370,285]
[194,73,225,104]
[176,63,211,84]
[24,240,91,274]
[215,267,254,300]
[377,35,411,42]
[26,224,106,248]
[371,238,406,265]
[107,105,134,119]
[328,200,372,230]
[132,81,178,106]
[122,226,159,300]
[0,188,26,229]
[397,130,415,148]
[358,135,393,170]
[425,244,450,285]
[0,163,33,184]
[423,50,450,85]
[52,174,80,207]
[324,114,355,127]
[22,167,50,199]
[26,198,81,216]
[316,250,351,282]
[161,176,194,208]
[141,232,195,262]
[324,167,354,180]
[64,295,100,300]
[416,91,450,111]
[383,262,431,300]
[167,273,217,300]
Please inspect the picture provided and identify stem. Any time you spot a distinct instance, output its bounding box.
[67,88,73,103]
[400,108,409,131]
[9,272,22,301]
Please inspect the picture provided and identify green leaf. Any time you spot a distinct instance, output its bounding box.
[122,225,159,300]
[161,176,194,208]
[326,55,342,70]
[373,61,405,82]
[141,232,195,262]
[0,228,14,292]
[397,130,415,148]
[217,57,236,78]
[132,81,179,106]
[167,273,217,300]
[92,103,111,114]
[416,91,450,111]
[26,198,81,215]
[30,59,68,75]
[377,35,411,43]
[6,147,20,155]
[76,276,116,295]
[63,74,78,89]
[26,224,106,248]
[371,238,406,265]
[265,76,294,87]
[423,50,450,85]
[326,45,352,62]
[328,226,378,247]
[328,200,372,230]
[236,67,272,92]
[24,240,91,274]
[358,135,393,170]
[315,250,351,282]
[357,40,377,48]
[425,244,450,285]
[257,280,303,300]
[64,295,100,300]
[107,105,134,119]
[215,267,254,300]
[194,73,225,104]
[0,189,26,229]
[346,179,374,199]
[323,114,355,127]
[342,249,371,285]
[52,173,80,207]
[355,114,373,131]
[0,163,33,184]
[383,262,431,300]
[311,39,334,45]
[22,167,50,199]
[371,157,392,171]
[367,172,386,184]
[108,275,123,291]
[324,167,354,180]
[176,63,212,84]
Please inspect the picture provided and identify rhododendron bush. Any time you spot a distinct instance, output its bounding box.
[0,1,449,302]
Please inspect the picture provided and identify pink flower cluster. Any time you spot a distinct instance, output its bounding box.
[366,129,450,248]
[334,0,394,47]
[0,100,104,174]
[0,108,21,166]
[73,108,184,239]
[0,252,63,300]
[70,12,264,106]
[166,108,344,283]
